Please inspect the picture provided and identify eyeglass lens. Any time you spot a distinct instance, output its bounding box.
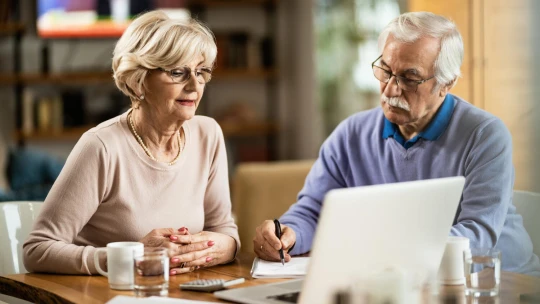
[169,67,212,84]
[372,65,418,92]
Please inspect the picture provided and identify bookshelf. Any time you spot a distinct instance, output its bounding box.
[14,126,91,141]
[4,0,280,162]
[0,71,113,85]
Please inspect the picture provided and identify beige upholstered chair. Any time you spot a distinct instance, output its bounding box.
[232,160,315,253]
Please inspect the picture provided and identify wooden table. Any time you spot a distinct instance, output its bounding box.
[1,252,539,303]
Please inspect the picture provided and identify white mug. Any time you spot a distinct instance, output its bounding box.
[437,236,470,285]
[94,242,144,290]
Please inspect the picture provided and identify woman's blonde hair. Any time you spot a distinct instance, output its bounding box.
[112,10,217,102]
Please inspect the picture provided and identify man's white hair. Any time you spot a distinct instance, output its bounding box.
[112,10,217,103]
[378,11,463,89]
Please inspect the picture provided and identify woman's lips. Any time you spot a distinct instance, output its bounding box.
[176,100,195,106]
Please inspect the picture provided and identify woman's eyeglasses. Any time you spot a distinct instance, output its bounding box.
[159,66,213,84]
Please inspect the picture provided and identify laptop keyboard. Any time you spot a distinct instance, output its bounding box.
[267,291,300,303]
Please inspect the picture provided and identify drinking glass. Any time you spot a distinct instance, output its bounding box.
[133,247,169,297]
[463,248,501,297]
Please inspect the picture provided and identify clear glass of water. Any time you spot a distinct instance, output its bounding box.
[463,248,501,297]
[133,247,169,297]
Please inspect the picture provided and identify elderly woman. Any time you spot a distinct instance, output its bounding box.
[23,10,239,275]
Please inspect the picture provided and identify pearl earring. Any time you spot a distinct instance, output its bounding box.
[139,95,145,100]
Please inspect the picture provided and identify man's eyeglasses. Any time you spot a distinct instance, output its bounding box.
[159,66,213,84]
[371,55,435,92]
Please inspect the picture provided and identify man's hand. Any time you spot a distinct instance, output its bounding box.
[253,220,296,262]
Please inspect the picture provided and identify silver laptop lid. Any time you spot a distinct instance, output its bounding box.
[299,176,465,304]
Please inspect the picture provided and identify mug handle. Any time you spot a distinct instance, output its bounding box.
[94,248,108,277]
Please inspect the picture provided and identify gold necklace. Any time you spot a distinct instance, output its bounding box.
[128,112,184,166]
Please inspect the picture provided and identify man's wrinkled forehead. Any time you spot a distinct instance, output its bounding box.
[381,35,440,75]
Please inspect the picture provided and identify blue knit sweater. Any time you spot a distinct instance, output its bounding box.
[280,94,540,276]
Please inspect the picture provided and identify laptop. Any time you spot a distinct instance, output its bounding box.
[215,176,466,304]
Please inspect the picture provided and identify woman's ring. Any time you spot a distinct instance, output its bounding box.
[180,262,186,268]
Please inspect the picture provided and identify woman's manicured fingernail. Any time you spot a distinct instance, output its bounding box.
[170,236,178,240]
[170,270,176,275]
[196,266,200,270]
[178,227,186,232]
[208,241,215,246]
[172,258,179,263]
[206,257,213,262]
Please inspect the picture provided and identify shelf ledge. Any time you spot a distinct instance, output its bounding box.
[15,121,278,141]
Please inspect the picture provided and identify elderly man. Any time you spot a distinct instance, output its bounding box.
[253,11,540,276]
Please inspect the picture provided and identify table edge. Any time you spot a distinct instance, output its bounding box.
[0,275,75,304]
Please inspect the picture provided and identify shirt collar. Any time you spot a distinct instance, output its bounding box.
[382,94,456,146]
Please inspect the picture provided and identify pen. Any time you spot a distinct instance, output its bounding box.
[273,219,285,266]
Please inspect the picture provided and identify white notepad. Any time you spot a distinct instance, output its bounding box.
[107,295,216,303]
[250,257,310,279]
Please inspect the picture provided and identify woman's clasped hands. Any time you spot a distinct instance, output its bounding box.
[139,227,236,275]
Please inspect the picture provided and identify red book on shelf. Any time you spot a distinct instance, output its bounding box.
[215,33,228,69]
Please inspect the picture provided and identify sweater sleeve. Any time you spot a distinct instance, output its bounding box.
[203,121,240,256]
[450,118,513,248]
[23,132,109,274]
[280,122,350,255]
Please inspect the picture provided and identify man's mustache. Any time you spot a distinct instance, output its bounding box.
[381,95,410,112]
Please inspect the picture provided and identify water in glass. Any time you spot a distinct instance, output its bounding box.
[133,248,169,297]
[463,248,501,297]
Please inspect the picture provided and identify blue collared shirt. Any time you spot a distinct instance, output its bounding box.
[382,94,456,149]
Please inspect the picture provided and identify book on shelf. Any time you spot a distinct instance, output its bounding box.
[36,97,63,133]
[21,88,68,136]
[51,96,64,132]
[214,32,271,70]
[36,98,51,132]
[228,32,248,68]
[21,88,34,135]
[0,1,14,24]
[246,38,262,70]
[61,90,86,128]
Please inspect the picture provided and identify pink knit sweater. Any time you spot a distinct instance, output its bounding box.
[23,110,239,274]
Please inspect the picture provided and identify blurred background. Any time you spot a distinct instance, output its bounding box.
[0,0,538,202]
